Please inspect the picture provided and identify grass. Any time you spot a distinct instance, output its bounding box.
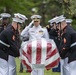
[16,58,60,75]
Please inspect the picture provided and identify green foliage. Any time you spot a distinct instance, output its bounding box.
[0,0,35,15]
[72,19,76,30]
[0,0,76,29]
[69,0,76,16]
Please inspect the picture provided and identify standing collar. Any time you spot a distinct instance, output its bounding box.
[62,25,68,34]
[33,25,41,28]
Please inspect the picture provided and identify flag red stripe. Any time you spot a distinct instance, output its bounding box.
[46,43,52,58]
[22,50,26,56]
[45,58,60,70]
[27,42,32,63]
[36,40,42,64]
[22,60,32,72]
[22,50,31,63]
[46,48,58,59]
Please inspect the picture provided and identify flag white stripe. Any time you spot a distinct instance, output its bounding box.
[23,45,27,54]
[41,39,47,64]
[31,40,37,64]
[45,53,60,66]
[51,40,57,51]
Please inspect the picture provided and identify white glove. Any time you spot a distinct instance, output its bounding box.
[27,20,34,29]
[21,20,34,36]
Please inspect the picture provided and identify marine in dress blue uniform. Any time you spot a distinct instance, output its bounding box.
[55,15,76,75]
[48,16,61,72]
[0,14,25,75]
[0,13,11,33]
[8,13,28,75]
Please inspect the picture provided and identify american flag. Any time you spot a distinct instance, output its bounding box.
[21,38,60,72]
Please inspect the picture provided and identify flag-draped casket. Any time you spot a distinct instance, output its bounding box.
[21,38,60,72]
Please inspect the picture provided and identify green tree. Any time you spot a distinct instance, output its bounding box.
[0,0,76,27]
[0,0,35,16]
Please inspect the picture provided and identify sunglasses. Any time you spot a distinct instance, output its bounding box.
[34,21,39,22]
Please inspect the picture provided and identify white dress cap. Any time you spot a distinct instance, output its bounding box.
[66,19,72,23]
[12,17,24,24]
[56,15,66,23]
[14,13,28,22]
[31,15,42,19]
[0,13,11,18]
[48,16,58,26]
